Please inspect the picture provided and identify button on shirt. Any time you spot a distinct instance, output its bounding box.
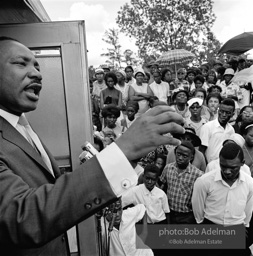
[122,184,170,223]
[160,162,202,213]
[192,169,253,227]
[199,118,235,163]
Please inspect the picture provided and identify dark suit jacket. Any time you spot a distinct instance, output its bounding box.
[0,117,117,256]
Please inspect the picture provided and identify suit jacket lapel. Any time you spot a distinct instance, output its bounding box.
[0,117,57,179]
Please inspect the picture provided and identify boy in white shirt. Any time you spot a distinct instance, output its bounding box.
[122,164,170,224]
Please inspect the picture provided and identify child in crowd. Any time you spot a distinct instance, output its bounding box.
[101,104,122,139]
[120,100,139,133]
[122,164,170,224]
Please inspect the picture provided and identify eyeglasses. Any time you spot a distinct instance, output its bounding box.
[190,105,201,109]
[242,111,253,116]
[177,72,184,75]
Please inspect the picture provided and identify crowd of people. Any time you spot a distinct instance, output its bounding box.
[89,58,253,255]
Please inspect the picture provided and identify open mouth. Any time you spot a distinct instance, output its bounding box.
[24,83,42,100]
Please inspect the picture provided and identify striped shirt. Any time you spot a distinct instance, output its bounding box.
[160,162,202,213]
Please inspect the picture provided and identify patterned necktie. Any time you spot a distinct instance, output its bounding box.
[18,115,55,177]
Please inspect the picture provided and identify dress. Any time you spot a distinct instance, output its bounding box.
[130,82,150,115]
[101,87,122,107]
[0,111,137,256]
[115,83,130,106]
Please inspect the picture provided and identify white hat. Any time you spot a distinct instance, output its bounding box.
[95,68,104,74]
[223,68,235,76]
[227,133,245,148]
[134,67,145,77]
[187,97,203,108]
[116,69,126,78]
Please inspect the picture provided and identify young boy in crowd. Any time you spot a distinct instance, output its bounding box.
[122,164,170,224]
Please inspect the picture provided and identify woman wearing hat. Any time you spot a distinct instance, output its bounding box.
[166,127,206,172]
[128,68,154,117]
[170,88,191,119]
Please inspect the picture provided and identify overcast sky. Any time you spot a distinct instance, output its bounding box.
[40,0,253,67]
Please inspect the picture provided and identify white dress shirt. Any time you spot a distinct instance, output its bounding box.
[149,81,170,103]
[199,118,235,163]
[192,169,253,227]
[122,184,170,223]
[0,109,138,197]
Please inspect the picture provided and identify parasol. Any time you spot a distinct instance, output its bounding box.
[156,49,195,78]
[218,32,253,55]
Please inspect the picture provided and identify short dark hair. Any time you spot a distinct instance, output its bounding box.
[207,85,222,94]
[220,143,244,162]
[241,122,253,136]
[206,93,222,104]
[125,65,134,72]
[104,72,118,85]
[194,75,205,84]
[101,104,121,118]
[194,87,207,100]
[161,68,172,81]
[221,98,235,111]
[176,141,195,155]
[144,164,160,177]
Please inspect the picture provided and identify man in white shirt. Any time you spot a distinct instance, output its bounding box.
[199,98,235,163]
[149,71,170,104]
[192,143,253,255]
[0,37,185,255]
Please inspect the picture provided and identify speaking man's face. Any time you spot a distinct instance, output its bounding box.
[0,40,42,115]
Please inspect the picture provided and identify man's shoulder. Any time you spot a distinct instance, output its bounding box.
[188,163,203,177]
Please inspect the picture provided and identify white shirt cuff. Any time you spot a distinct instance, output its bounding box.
[96,142,138,196]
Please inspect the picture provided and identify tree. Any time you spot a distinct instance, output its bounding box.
[117,0,221,64]
[101,28,123,69]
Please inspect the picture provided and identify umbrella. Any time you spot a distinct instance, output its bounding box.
[156,49,195,77]
[218,32,253,55]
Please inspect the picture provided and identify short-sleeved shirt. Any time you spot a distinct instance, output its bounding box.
[149,81,170,103]
[160,162,202,213]
[185,117,207,137]
[199,118,235,163]
[122,184,170,223]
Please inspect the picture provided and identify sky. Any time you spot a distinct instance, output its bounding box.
[40,0,253,67]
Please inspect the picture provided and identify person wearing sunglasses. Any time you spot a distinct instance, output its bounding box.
[185,98,207,137]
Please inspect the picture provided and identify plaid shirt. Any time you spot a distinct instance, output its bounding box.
[160,162,202,213]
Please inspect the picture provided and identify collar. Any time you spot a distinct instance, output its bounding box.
[213,117,231,129]
[0,109,23,128]
[175,162,191,174]
[143,184,155,196]
[214,168,245,183]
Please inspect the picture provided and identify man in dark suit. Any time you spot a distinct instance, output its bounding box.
[0,37,185,255]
